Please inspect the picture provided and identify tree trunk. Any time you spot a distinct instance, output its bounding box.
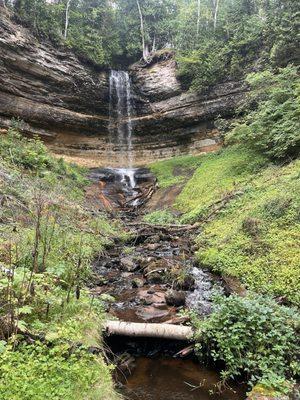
[64,0,72,40]
[136,0,149,62]
[212,0,219,31]
[104,321,194,341]
[196,0,201,37]
[152,34,156,53]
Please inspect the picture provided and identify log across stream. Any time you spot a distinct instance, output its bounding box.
[88,167,247,400]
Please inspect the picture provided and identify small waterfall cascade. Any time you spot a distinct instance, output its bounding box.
[186,267,223,316]
[109,70,136,189]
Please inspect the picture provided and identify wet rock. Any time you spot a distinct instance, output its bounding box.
[137,289,166,306]
[136,306,171,322]
[174,275,195,291]
[132,278,144,288]
[165,290,186,307]
[144,260,166,284]
[223,275,247,296]
[120,256,138,272]
[145,234,161,244]
[139,256,155,268]
[145,243,161,251]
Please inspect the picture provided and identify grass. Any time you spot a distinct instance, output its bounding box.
[194,157,300,304]
[143,209,176,225]
[149,154,203,188]
[149,145,300,305]
[175,146,267,222]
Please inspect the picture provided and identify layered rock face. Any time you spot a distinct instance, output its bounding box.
[0,10,109,141]
[128,54,247,162]
[0,11,247,166]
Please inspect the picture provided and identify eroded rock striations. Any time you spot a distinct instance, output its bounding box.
[129,53,247,162]
[0,10,247,165]
[0,10,109,140]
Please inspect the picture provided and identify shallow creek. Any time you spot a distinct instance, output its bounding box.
[88,167,246,400]
[123,357,245,400]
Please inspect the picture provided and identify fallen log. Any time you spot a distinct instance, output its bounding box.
[104,321,193,341]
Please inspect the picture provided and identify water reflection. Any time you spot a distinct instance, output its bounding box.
[122,357,246,400]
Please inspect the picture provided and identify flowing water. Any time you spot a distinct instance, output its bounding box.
[101,71,246,399]
[109,70,136,188]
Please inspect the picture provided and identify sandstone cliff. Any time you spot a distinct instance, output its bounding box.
[129,53,247,161]
[0,12,247,166]
[0,10,109,140]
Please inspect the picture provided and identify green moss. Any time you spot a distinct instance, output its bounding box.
[164,146,300,304]
[175,145,267,222]
[149,154,203,188]
[143,209,177,225]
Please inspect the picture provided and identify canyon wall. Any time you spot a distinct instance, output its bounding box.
[0,11,247,166]
[0,10,109,140]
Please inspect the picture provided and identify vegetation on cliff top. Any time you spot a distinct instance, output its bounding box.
[0,128,122,399]
[6,0,298,86]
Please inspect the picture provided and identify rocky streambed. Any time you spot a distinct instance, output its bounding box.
[87,167,246,400]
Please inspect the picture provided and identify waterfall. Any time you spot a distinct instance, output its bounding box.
[109,70,134,168]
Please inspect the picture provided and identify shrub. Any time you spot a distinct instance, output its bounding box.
[227,66,300,160]
[194,295,300,393]
[0,342,117,400]
[0,128,54,171]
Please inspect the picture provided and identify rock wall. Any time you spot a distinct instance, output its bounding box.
[0,10,109,140]
[0,11,247,166]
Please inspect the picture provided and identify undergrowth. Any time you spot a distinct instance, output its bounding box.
[0,127,123,399]
[153,145,300,305]
[193,294,300,396]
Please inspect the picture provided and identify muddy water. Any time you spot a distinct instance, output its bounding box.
[122,357,246,400]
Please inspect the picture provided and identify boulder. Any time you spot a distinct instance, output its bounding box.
[144,260,166,284]
[120,257,138,272]
[132,278,144,288]
[165,290,186,307]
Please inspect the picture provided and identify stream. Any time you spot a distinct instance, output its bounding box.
[88,71,246,400]
[87,166,247,400]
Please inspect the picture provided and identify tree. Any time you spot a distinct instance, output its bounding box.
[212,0,219,31]
[64,0,72,39]
[136,0,149,61]
[196,0,201,36]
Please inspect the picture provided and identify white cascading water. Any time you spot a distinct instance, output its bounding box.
[109,70,136,189]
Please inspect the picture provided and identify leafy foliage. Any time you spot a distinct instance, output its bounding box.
[0,128,124,399]
[227,66,300,160]
[193,295,300,393]
[11,0,299,73]
[0,342,117,400]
